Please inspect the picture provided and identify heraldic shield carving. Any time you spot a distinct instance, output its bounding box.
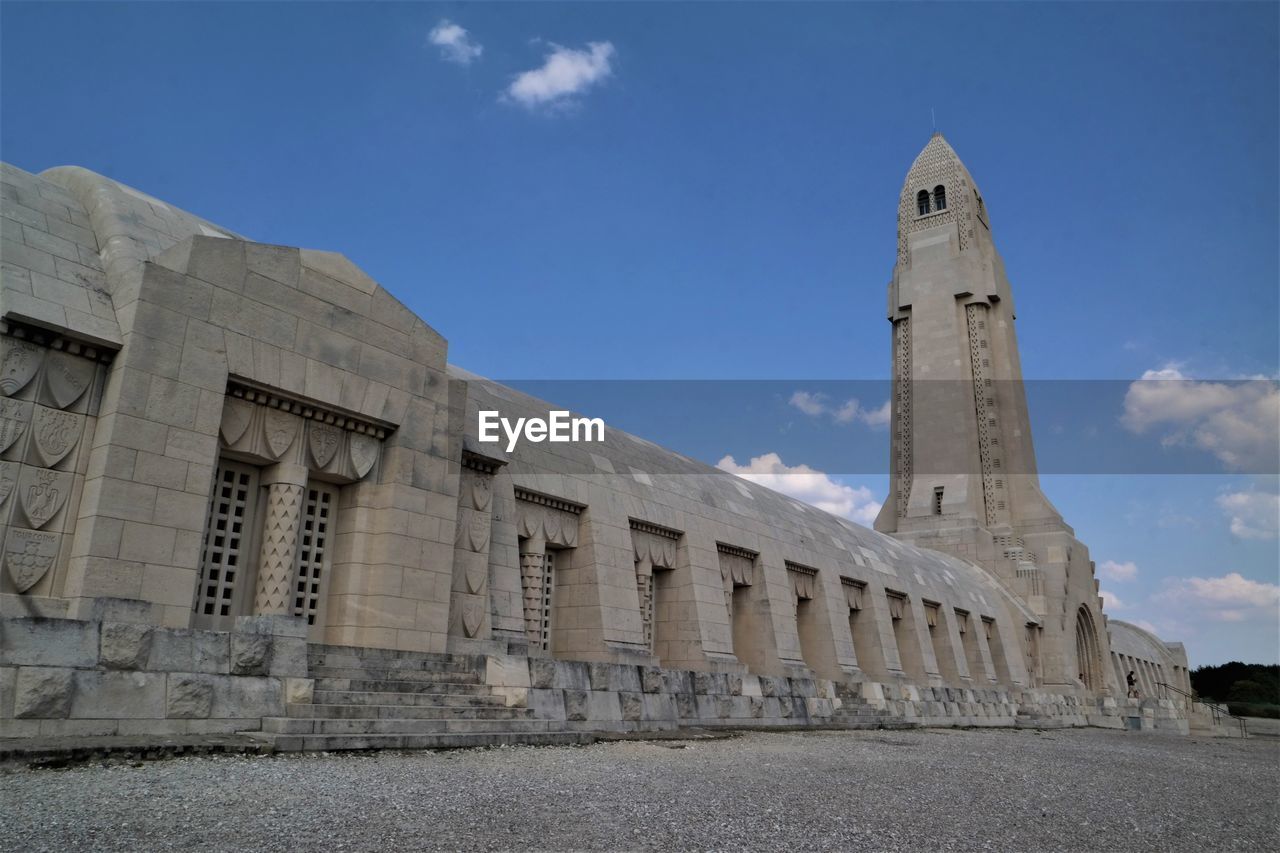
[0,339,40,397]
[0,461,16,510]
[41,351,94,410]
[5,528,59,593]
[0,399,29,454]
[18,467,72,529]
[461,599,485,638]
[30,406,82,468]
[308,422,341,468]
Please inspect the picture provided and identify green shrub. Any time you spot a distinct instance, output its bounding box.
[1226,702,1280,720]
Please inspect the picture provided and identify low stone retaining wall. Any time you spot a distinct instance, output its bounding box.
[485,655,839,732]
[0,602,312,739]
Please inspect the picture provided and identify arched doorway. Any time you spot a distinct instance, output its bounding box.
[1075,605,1103,692]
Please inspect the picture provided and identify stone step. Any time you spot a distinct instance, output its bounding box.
[313,690,509,708]
[287,703,533,720]
[308,654,482,676]
[262,717,555,736]
[244,730,596,753]
[309,666,484,685]
[308,644,487,670]
[313,678,492,696]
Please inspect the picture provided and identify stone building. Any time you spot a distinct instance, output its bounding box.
[0,136,1199,748]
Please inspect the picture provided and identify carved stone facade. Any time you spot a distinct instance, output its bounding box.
[0,328,105,601]
[0,138,1195,743]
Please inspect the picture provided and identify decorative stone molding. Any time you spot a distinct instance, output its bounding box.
[923,600,941,628]
[785,561,818,601]
[513,487,583,515]
[0,319,116,365]
[219,381,392,483]
[631,520,682,652]
[716,543,756,619]
[840,577,866,611]
[886,590,907,621]
[514,489,580,548]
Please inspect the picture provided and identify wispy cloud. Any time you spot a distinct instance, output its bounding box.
[506,41,615,109]
[789,391,890,428]
[1098,560,1139,582]
[1099,590,1127,611]
[1155,571,1280,623]
[716,452,882,526]
[1216,488,1279,540]
[1121,364,1279,471]
[429,19,483,65]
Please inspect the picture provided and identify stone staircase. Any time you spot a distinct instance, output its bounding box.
[830,684,915,730]
[243,644,593,752]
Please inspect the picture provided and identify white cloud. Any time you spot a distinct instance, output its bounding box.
[789,391,890,429]
[1098,560,1139,582]
[716,452,882,526]
[506,41,615,109]
[428,19,483,65]
[1156,572,1280,623]
[1099,590,1127,611]
[1216,489,1279,540]
[789,391,827,417]
[1121,365,1279,471]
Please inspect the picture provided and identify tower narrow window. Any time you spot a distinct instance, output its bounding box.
[933,486,944,515]
[916,189,930,216]
[933,185,947,211]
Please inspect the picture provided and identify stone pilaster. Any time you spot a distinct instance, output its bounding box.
[253,463,307,615]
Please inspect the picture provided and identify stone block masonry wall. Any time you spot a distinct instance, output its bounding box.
[0,601,311,738]
[486,655,839,733]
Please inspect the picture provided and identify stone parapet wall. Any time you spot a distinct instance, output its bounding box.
[0,602,311,738]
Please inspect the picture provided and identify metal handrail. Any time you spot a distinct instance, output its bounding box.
[1157,681,1248,738]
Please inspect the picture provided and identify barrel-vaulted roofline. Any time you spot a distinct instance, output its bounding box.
[14,161,1040,631]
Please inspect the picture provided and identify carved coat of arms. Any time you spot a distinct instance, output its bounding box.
[5,528,59,593]
[219,397,254,446]
[19,467,72,529]
[308,423,341,468]
[41,351,94,410]
[263,408,299,458]
[0,398,30,453]
[461,599,485,638]
[0,340,40,396]
[0,461,16,509]
[31,406,81,468]
[349,433,378,478]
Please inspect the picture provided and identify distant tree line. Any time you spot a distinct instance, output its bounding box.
[1190,662,1279,706]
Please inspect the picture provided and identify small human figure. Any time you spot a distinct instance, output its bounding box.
[1126,670,1139,698]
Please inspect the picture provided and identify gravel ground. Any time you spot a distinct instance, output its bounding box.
[2,727,1276,852]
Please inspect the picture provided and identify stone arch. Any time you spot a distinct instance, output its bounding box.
[1074,604,1104,693]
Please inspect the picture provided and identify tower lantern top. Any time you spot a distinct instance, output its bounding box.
[896,134,990,266]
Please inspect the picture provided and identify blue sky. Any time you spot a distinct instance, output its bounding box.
[3,2,1276,665]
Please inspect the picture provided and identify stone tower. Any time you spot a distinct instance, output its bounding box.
[875,134,1114,693]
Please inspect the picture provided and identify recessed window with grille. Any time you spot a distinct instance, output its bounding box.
[933,486,945,515]
[293,483,337,627]
[540,551,556,652]
[916,189,930,216]
[640,572,655,651]
[933,184,947,210]
[194,460,260,626]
